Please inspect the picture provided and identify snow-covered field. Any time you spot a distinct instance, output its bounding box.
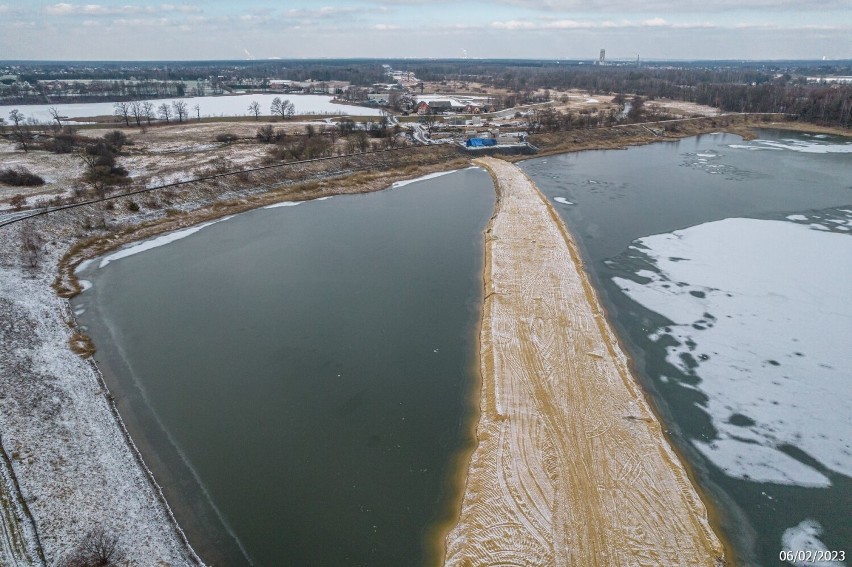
[0,238,201,565]
[0,93,384,123]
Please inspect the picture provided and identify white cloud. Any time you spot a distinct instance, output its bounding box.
[493,0,849,11]
[490,18,721,31]
[44,3,200,16]
[284,6,360,19]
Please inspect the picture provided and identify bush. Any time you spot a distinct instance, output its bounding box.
[48,127,82,154]
[216,133,239,144]
[256,125,285,144]
[103,130,129,153]
[0,166,45,186]
[58,527,126,567]
[126,201,140,212]
[10,194,27,210]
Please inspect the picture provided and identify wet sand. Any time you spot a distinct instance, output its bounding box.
[444,157,725,566]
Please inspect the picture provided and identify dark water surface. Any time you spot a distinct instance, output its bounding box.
[74,168,495,566]
[522,130,851,567]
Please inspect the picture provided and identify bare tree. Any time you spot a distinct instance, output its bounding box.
[158,102,172,123]
[79,141,130,198]
[270,97,294,121]
[141,101,155,125]
[420,113,439,135]
[248,100,261,120]
[19,223,43,270]
[58,526,126,567]
[129,101,144,127]
[49,106,63,129]
[270,97,283,119]
[356,130,370,153]
[8,109,32,152]
[172,100,188,123]
[113,102,131,127]
[193,103,201,121]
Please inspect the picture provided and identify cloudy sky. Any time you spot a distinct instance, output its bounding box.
[1,0,850,61]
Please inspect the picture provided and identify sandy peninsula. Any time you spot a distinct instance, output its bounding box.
[445,157,725,566]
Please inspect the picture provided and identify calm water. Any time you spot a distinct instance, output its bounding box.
[522,130,852,567]
[73,169,494,566]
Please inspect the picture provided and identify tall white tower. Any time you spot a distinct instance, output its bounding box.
[599,49,606,65]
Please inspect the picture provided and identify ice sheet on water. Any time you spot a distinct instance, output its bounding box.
[392,169,458,188]
[553,197,574,205]
[75,259,94,274]
[781,520,843,567]
[613,217,852,486]
[694,439,830,487]
[265,196,333,209]
[97,216,233,269]
[729,138,852,154]
[264,201,304,209]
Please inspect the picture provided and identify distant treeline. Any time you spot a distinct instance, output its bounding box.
[405,61,852,128]
[10,60,388,86]
[3,60,850,127]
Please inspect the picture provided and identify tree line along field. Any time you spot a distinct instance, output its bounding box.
[2,59,850,127]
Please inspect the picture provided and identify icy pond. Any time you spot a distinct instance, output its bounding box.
[523,130,852,567]
[0,93,384,123]
[73,169,495,566]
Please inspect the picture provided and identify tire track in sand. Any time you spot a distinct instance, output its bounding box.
[444,157,725,566]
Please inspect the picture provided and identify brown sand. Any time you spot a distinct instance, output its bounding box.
[444,157,725,566]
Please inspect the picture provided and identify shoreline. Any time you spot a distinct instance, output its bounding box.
[2,118,839,564]
[444,157,725,565]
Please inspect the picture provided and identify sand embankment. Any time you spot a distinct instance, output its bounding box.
[445,157,724,566]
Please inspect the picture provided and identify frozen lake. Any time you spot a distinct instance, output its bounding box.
[523,130,852,566]
[1,93,384,124]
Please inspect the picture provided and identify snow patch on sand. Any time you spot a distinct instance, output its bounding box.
[614,217,852,486]
[98,217,232,269]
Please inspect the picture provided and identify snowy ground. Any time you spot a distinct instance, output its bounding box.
[0,93,384,124]
[0,235,200,565]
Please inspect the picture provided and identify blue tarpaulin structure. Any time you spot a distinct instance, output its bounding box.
[466,138,497,147]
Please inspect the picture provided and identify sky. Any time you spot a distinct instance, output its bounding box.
[1,0,850,61]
